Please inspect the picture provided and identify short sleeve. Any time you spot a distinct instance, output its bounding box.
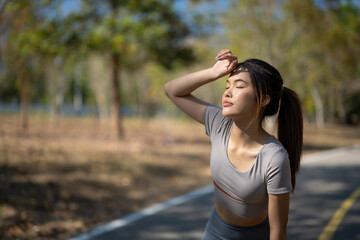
[204,104,223,137]
[266,147,292,194]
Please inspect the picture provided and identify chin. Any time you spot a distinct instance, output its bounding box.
[222,109,254,122]
[222,109,238,118]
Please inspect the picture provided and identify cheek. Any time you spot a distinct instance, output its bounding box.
[236,90,257,104]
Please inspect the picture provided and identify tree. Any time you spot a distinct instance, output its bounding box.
[1,1,47,131]
[223,0,360,126]
[1,1,72,130]
[284,0,360,124]
[63,0,194,139]
[87,53,111,121]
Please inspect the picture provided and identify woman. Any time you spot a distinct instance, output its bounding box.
[164,49,303,240]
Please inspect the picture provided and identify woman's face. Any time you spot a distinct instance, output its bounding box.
[221,69,258,122]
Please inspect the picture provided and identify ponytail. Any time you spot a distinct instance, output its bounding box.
[278,87,303,191]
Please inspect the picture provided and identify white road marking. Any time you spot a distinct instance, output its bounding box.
[67,185,213,240]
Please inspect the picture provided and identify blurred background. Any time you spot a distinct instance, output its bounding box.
[0,0,359,239]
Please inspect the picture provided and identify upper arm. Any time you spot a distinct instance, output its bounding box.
[164,92,208,124]
[266,148,292,194]
[268,193,290,240]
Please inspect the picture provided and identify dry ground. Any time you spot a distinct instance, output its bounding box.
[0,114,359,240]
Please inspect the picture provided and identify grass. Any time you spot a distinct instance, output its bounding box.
[0,114,359,240]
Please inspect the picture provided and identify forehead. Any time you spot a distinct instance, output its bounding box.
[228,67,252,82]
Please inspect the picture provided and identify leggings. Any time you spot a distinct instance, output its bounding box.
[201,207,270,240]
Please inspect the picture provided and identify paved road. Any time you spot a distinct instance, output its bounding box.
[68,145,360,240]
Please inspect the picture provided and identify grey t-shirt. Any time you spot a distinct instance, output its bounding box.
[204,104,292,218]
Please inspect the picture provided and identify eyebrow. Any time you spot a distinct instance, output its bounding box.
[226,79,248,84]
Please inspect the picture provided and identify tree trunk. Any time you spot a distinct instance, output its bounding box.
[311,87,325,128]
[336,91,346,124]
[49,57,66,125]
[20,88,29,131]
[16,57,29,132]
[327,87,335,123]
[87,54,110,122]
[73,65,83,113]
[111,52,124,139]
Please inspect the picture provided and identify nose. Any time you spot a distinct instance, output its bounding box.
[224,88,232,98]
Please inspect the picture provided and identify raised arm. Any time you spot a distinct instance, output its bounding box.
[164,49,238,123]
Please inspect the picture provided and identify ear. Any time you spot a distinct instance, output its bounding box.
[261,95,271,107]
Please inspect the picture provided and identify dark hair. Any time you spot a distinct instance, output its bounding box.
[236,59,303,191]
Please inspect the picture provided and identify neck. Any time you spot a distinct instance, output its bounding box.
[231,118,270,149]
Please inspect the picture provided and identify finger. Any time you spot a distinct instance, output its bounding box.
[218,54,236,59]
[226,58,238,69]
[216,49,232,59]
[227,59,238,69]
[217,49,231,57]
[216,54,237,61]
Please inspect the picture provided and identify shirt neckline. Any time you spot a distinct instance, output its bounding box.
[225,122,274,173]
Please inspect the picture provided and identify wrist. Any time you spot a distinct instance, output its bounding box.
[208,67,222,81]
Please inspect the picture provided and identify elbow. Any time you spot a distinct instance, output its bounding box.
[163,80,190,99]
[164,81,177,99]
[163,82,171,98]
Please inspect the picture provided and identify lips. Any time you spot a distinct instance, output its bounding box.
[223,100,233,107]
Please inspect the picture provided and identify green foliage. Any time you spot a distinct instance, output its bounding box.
[0,1,51,105]
[60,0,195,69]
[223,0,360,124]
[0,0,196,113]
[1,0,359,125]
